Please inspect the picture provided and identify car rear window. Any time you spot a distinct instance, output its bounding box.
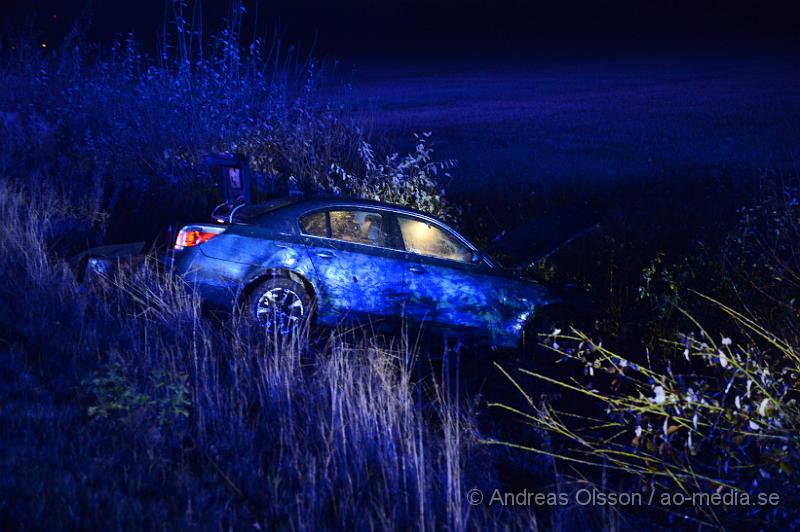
[329,210,387,247]
[232,198,295,223]
[299,211,327,237]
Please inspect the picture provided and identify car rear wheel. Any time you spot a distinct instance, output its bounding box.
[245,277,311,336]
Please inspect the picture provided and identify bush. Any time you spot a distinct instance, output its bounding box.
[0,11,453,246]
[490,179,800,529]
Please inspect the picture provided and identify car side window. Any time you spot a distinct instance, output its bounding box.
[329,210,388,247]
[397,216,472,263]
[299,211,328,237]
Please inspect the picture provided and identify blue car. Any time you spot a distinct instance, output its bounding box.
[170,196,557,348]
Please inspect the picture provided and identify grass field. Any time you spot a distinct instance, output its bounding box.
[338,52,800,202]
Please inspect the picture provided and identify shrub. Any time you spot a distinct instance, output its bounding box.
[0,10,453,245]
[84,358,191,427]
[490,180,800,529]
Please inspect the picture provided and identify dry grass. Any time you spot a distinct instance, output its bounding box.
[0,180,504,528]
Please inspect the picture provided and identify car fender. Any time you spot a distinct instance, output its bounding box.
[236,244,321,307]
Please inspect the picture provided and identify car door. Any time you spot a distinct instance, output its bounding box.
[396,214,500,341]
[299,207,407,327]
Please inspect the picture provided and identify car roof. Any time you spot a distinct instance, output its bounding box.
[267,195,448,223]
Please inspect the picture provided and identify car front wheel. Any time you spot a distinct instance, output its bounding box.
[245,277,311,336]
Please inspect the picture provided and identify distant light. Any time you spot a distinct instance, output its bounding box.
[41,42,47,48]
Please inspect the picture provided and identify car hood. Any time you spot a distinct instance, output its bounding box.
[486,204,601,271]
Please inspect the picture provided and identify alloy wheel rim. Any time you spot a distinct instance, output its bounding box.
[255,287,304,334]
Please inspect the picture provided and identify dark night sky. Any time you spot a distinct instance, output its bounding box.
[2,1,798,59]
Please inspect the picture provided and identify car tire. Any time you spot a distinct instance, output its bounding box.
[244,276,312,336]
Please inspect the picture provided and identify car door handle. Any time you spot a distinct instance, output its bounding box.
[316,251,335,259]
[409,265,427,274]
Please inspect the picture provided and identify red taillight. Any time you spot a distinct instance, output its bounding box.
[174,225,225,250]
